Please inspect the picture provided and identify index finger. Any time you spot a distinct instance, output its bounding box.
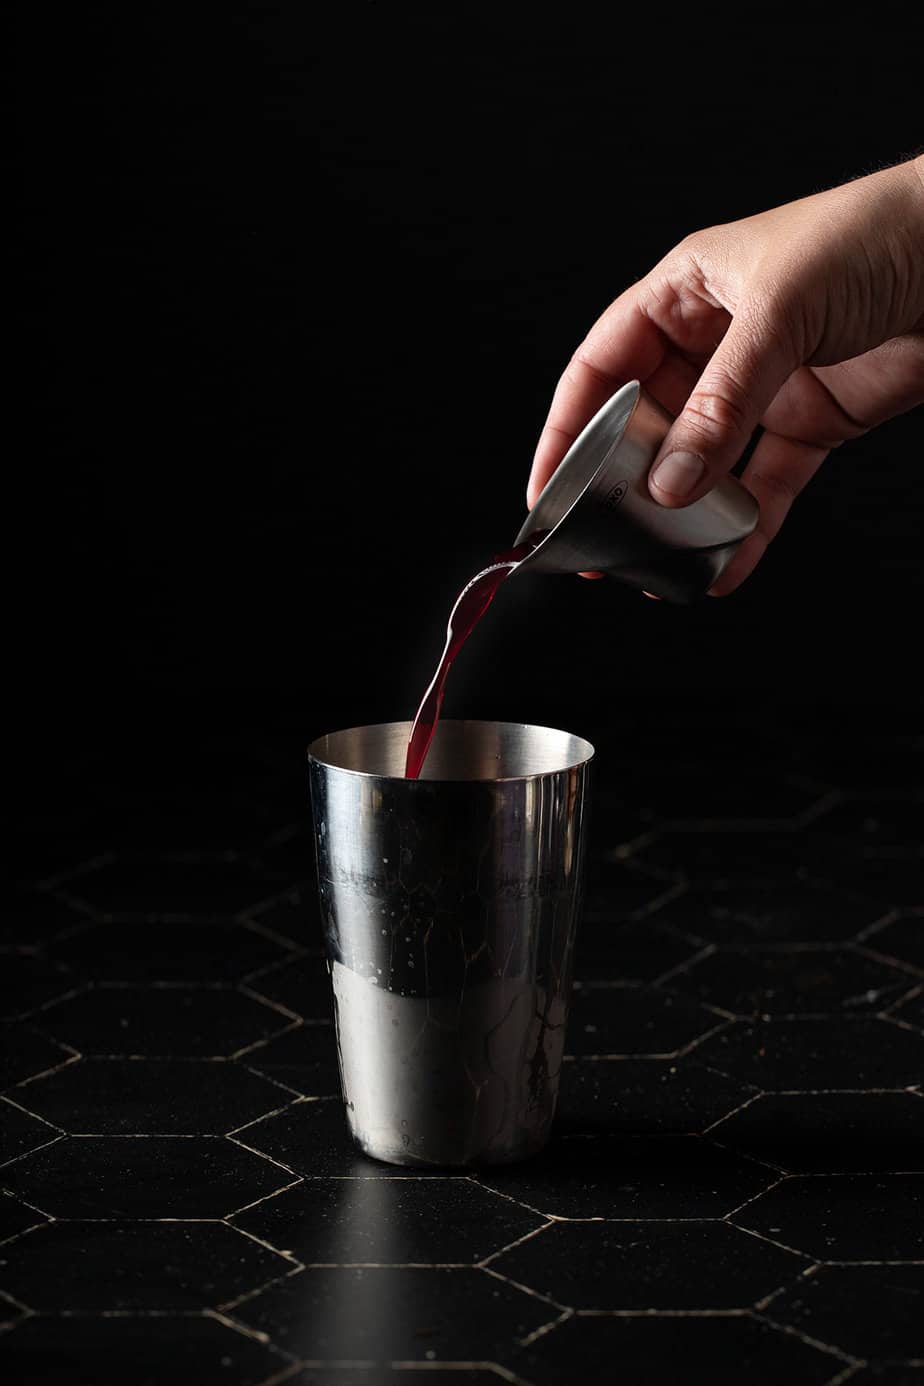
[527,285,665,507]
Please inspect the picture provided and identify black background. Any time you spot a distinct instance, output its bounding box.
[12,8,924,797]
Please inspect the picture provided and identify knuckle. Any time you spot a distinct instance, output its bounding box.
[682,381,752,442]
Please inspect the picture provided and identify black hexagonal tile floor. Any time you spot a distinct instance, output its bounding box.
[769,1264,924,1361]
[242,1025,341,1098]
[862,916,924,972]
[245,954,333,1022]
[710,1092,924,1173]
[648,879,887,945]
[0,1289,27,1328]
[736,1174,924,1260]
[890,990,924,1032]
[556,1059,755,1136]
[573,918,703,983]
[669,947,913,1018]
[0,1023,74,1092]
[289,1372,509,1384]
[62,854,279,919]
[0,1312,291,1384]
[16,1058,288,1134]
[476,1133,776,1219]
[846,1370,924,1385]
[33,987,290,1057]
[492,1220,805,1309]
[565,985,722,1057]
[52,921,287,983]
[2,1136,292,1217]
[636,830,811,884]
[0,1097,61,1166]
[243,886,321,948]
[0,890,92,948]
[0,1191,49,1243]
[232,1265,553,1360]
[230,1176,541,1264]
[624,762,821,824]
[512,1313,847,1385]
[0,953,83,1022]
[581,859,682,922]
[0,1222,291,1310]
[695,1018,924,1088]
[806,797,924,855]
[236,1098,366,1177]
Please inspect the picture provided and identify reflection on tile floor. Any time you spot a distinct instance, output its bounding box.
[2,719,923,1383]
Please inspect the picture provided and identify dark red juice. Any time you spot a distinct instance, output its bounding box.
[405,535,544,779]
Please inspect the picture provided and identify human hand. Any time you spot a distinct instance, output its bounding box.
[528,156,924,594]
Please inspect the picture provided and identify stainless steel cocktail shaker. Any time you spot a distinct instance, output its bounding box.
[308,720,593,1167]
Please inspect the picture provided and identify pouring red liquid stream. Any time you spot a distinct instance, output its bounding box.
[405,534,546,779]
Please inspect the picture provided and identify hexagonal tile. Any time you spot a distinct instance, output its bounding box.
[245,953,333,1022]
[711,1092,924,1173]
[0,1312,291,1383]
[0,1289,27,1328]
[669,947,913,1018]
[512,1313,846,1385]
[0,890,91,947]
[695,1018,924,1088]
[845,1370,924,1385]
[769,1264,924,1361]
[636,830,810,884]
[0,1023,74,1092]
[806,796,924,855]
[236,1097,363,1176]
[565,985,721,1057]
[0,1222,291,1310]
[62,854,279,919]
[0,953,83,1022]
[736,1174,924,1260]
[890,989,924,1032]
[582,858,682,922]
[493,1219,805,1309]
[628,762,823,824]
[16,1058,287,1134]
[2,1136,292,1218]
[477,1133,775,1219]
[243,885,321,947]
[573,918,703,983]
[0,1097,61,1166]
[51,921,287,983]
[34,987,290,1057]
[649,879,887,944]
[232,1265,552,1361]
[823,859,924,910]
[243,1024,341,1097]
[557,1059,755,1136]
[0,1191,49,1243]
[230,1176,541,1263]
[862,915,924,972]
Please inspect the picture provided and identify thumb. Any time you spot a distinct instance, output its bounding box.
[648,298,800,507]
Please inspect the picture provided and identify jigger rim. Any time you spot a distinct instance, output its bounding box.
[514,378,642,572]
[308,718,595,784]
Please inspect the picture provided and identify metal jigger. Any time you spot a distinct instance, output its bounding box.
[514,380,759,602]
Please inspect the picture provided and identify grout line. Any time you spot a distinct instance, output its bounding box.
[722,1177,789,1220]
[226,1175,306,1220]
[725,1221,816,1261]
[477,1220,556,1269]
[222,1219,304,1267]
[701,1092,764,1135]
[0,1133,67,1170]
[224,1135,304,1180]
[752,1310,861,1366]
[217,1262,305,1313]
[517,1306,574,1349]
[479,1264,570,1313]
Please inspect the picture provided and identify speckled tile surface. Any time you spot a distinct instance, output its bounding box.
[3,718,922,1383]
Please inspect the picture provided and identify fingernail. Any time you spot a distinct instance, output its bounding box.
[651,451,705,499]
